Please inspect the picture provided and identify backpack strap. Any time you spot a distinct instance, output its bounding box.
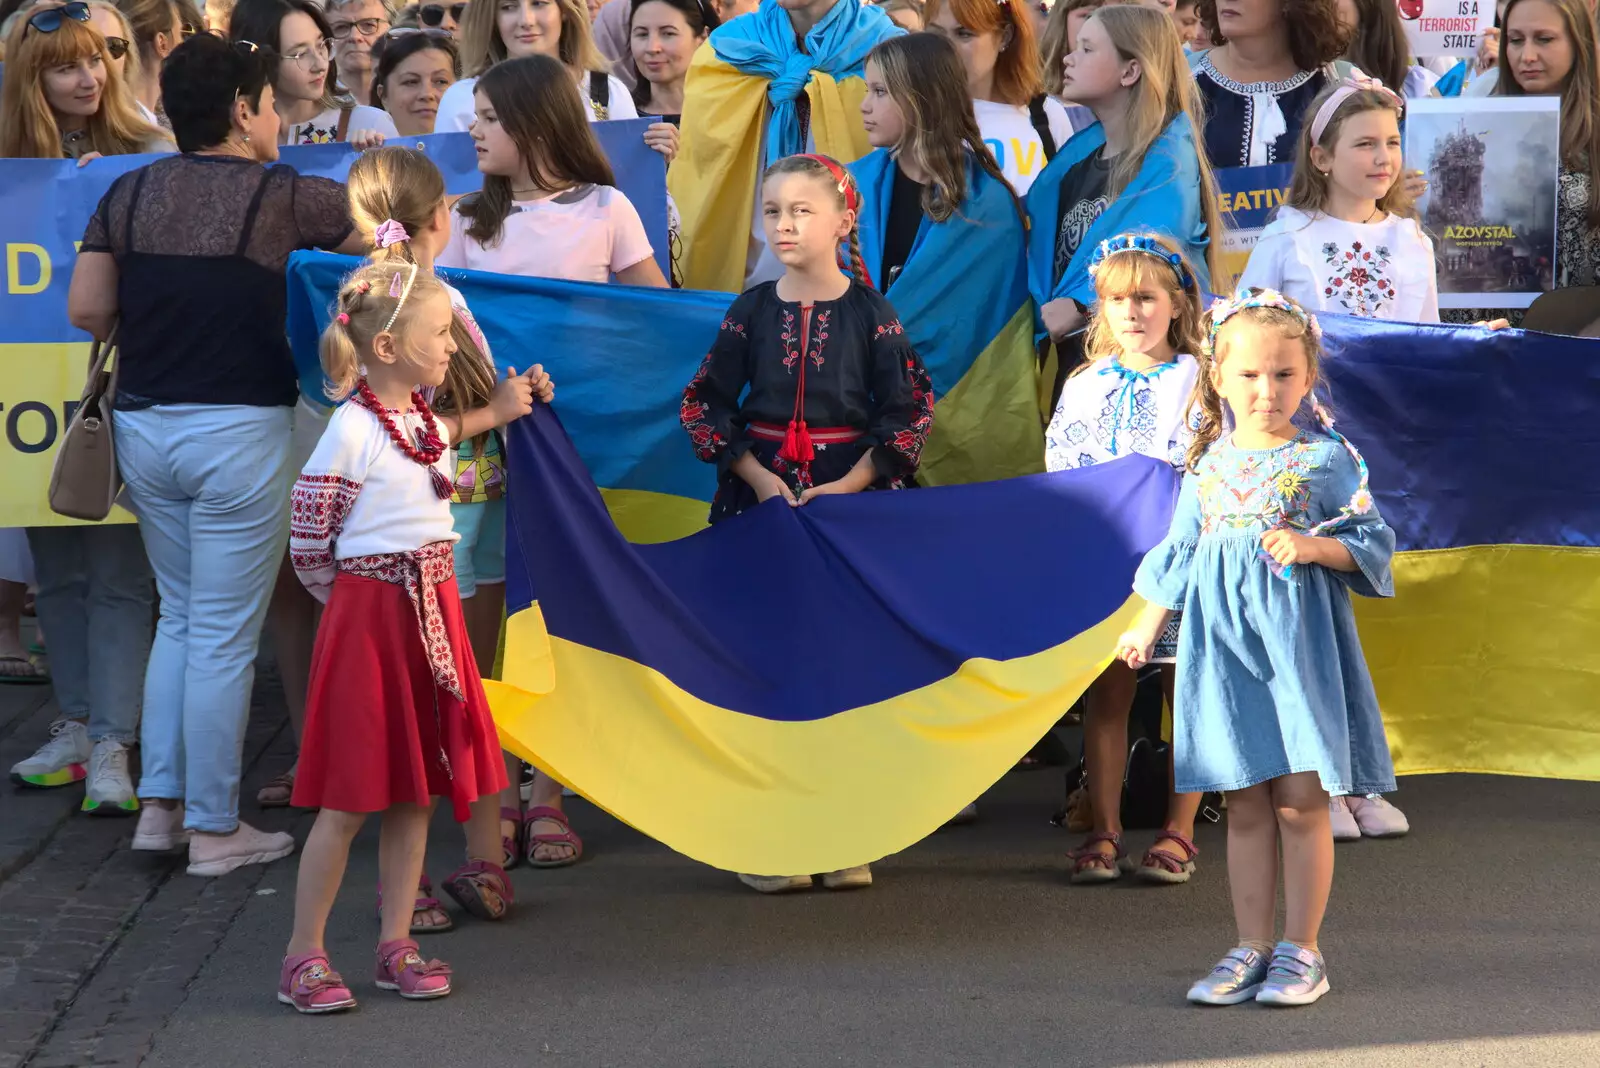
[589,70,609,120]
[1027,94,1058,163]
[336,105,352,142]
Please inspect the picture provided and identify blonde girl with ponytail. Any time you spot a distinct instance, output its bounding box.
[679,151,936,895]
[281,259,552,1014]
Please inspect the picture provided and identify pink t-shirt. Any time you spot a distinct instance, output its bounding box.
[437,183,654,284]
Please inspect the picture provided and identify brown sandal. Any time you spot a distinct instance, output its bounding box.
[1067,831,1124,885]
[256,769,295,809]
[1134,829,1199,885]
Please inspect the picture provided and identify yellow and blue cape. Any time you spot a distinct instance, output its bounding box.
[670,0,903,294]
[850,149,1044,484]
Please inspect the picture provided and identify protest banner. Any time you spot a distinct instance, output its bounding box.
[0,123,666,526]
[1212,163,1294,294]
[1405,97,1561,309]
[1398,0,1494,58]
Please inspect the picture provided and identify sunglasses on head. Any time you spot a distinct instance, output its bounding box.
[419,3,468,26]
[27,2,91,35]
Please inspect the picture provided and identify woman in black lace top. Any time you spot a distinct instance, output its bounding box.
[66,33,364,878]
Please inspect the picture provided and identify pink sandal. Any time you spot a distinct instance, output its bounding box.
[376,875,454,934]
[278,952,357,1014]
[442,859,514,921]
[1134,829,1199,885]
[374,939,452,1000]
[522,805,584,868]
[1067,831,1125,885]
[500,805,522,870]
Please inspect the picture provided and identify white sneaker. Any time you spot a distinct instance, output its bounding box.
[819,864,873,890]
[1347,794,1410,838]
[133,801,188,851]
[81,740,139,816]
[186,820,295,877]
[1329,796,1361,841]
[737,873,813,894]
[10,719,92,788]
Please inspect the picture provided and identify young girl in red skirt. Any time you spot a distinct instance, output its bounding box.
[277,261,554,1013]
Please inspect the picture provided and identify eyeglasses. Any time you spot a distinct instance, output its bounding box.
[281,38,332,66]
[104,34,129,59]
[419,3,468,26]
[329,16,388,38]
[26,2,91,35]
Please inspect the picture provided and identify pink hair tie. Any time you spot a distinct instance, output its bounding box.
[336,312,350,325]
[1308,73,1404,146]
[373,219,411,249]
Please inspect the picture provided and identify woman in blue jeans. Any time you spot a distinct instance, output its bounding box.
[66,33,367,877]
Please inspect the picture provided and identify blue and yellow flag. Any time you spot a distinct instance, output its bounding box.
[850,149,1042,485]
[285,256,1600,874]
[669,0,902,293]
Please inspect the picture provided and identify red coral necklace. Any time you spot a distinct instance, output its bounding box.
[354,380,453,500]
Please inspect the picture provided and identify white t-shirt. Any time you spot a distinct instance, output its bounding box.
[973,97,1074,195]
[285,104,399,144]
[1238,206,1439,323]
[437,183,654,282]
[290,401,458,602]
[435,72,638,133]
[1464,65,1500,96]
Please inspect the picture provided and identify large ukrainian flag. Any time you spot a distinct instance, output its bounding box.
[286,255,1600,874]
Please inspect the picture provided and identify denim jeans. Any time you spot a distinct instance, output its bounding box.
[24,525,153,743]
[114,404,294,833]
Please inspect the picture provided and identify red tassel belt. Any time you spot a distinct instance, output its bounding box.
[746,422,863,446]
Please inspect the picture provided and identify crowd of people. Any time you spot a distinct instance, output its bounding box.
[1,0,1598,1017]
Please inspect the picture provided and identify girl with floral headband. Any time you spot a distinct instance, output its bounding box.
[679,152,934,895]
[1239,76,1440,325]
[1045,232,1210,889]
[1116,288,1397,1008]
[277,260,554,1014]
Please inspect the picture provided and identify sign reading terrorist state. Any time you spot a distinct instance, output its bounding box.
[1398,0,1495,58]
[1405,97,1562,309]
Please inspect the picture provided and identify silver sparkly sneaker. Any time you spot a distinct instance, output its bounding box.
[1255,942,1330,1006]
[1186,946,1270,1005]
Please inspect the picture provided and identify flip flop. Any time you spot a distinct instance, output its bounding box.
[522,805,584,868]
[0,654,49,685]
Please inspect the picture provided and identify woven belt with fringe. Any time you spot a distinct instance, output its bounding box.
[338,541,464,701]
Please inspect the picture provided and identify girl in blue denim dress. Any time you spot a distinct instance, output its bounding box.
[1115,289,1397,1009]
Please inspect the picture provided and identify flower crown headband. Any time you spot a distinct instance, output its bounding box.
[1309,74,1403,147]
[1087,234,1195,291]
[1205,288,1371,579]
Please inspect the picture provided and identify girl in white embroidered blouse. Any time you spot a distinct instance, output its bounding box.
[1046,233,1211,888]
[276,262,553,1015]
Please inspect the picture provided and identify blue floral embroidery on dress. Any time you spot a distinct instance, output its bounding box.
[1063,420,1089,445]
[1095,383,1158,454]
[1076,452,1096,469]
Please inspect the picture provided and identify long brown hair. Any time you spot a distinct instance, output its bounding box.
[1340,0,1412,92]
[763,153,870,285]
[459,54,617,247]
[1495,0,1600,228]
[1090,6,1225,287]
[347,146,498,442]
[1082,235,1207,369]
[1286,84,1412,218]
[1195,0,1348,71]
[1187,298,1324,472]
[923,0,1044,106]
[456,0,607,77]
[865,32,1020,224]
[112,0,177,70]
[0,10,163,158]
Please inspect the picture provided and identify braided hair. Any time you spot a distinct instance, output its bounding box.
[762,153,871,286]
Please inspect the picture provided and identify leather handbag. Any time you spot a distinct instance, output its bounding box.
[48,330,121,522]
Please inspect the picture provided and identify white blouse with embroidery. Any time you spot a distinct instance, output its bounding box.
[289,402,459,602]
[1238,207,1440,323]
[1044,353,1200,473]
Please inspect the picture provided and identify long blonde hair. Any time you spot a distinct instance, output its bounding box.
[1495,0,1600,228]
[346,147,499,441]
[1187,300,1325,472]
[88,1,145,87]
[0,11,162,158]
[1090,5,1224,289]
[1082,235,1206,369]
[457,0,607,78]
[1040,0,1134,98]
[1287,84,1413,219]
[320,260,452,402]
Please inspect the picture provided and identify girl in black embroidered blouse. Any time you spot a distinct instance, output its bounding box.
[680,153,935,527]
